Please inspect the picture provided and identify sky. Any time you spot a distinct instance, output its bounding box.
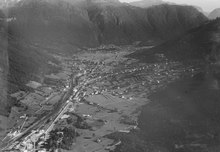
[119,0,220,12]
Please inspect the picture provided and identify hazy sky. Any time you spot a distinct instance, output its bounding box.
[119,0,219,12]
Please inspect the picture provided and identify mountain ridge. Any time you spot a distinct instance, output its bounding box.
[209,8,220,19]
[7,0,207,46]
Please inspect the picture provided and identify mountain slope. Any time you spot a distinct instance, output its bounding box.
[129,0,163,8]
[130,18,220,62]
[193,5,209,17]
[0,10,9,115]
[209,8,220,19]
[8,0,99,47]
[87,3,207,44]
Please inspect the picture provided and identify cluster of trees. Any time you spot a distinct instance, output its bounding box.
[42,127,79,151]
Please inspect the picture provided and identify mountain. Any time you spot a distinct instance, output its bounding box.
[130,18,220,63]
[209,8,220,19]
[129,0,164,8]
[8,0,207,46]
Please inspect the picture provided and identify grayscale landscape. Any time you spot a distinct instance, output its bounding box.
[0,0,219,152]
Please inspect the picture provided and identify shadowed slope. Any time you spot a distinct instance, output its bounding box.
[130,18,220,62]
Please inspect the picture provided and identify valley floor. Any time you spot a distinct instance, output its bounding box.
[1,44,203,152]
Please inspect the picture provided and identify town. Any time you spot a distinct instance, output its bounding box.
[1,44,202,152]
